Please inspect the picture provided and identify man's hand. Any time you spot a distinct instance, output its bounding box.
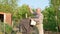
[28,6,33,13]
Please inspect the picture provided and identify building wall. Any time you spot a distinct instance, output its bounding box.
[5,13,12,25]
[0,12,12,25]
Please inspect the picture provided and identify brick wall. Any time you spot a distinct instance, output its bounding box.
[6,13,12,25]
[0,12,12,25]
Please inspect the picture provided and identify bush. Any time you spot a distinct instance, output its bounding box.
[0,22,13,34]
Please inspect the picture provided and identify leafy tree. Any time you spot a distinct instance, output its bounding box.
[50,0,60,31]
[12,4,36,27]
[13,4,30,26]
[42,0,60,32]
[0,0,18,13]
[42,6,57,31]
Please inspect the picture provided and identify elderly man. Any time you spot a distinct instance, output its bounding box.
[29,7,44,34]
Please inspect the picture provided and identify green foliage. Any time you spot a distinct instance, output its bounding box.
[0,0,18,14]
[50,0,60,7]
[17,4,31,18]
[12,4,32,22]
[50,0,60,31]
[42,6,57,31]
[42,0,60,32]
[12,4,36,27]
[0,22,12,34]
[0,4,13,13]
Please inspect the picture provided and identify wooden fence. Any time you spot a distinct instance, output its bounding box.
[44,31,60,34]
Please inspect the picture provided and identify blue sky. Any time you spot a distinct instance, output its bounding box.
[18,0,49,10]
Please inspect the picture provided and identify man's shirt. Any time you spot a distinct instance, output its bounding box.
[32,12,43,24]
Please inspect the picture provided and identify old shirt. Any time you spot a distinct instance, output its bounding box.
[32,12,43,24]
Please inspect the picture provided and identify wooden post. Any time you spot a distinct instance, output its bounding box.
[25,13,28,18]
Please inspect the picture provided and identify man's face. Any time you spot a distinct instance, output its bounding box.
[36,8,41,14]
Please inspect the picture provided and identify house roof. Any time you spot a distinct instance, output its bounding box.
[0,12,11,14]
